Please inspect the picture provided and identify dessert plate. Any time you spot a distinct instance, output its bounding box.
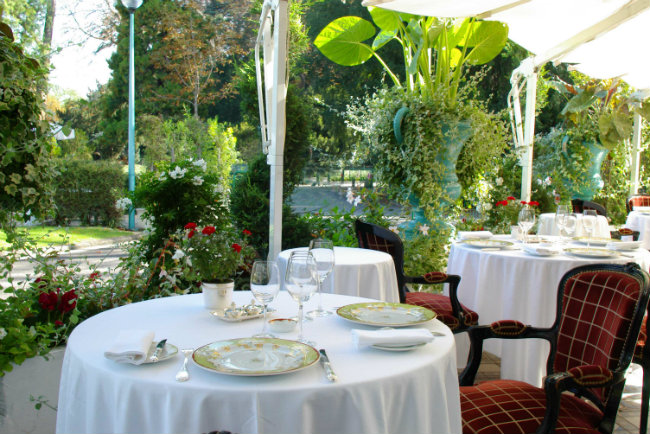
[337,303,436,327]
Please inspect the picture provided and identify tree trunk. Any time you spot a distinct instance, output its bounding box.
[42,0,56,65]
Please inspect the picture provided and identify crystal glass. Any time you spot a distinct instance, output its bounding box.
[306,239,335,318]
[284,251,318,346]
[582,209,598,248]
[518,206,536,243]
[250,260,280,338]
[555,204,570,242]
[565,214,577,239]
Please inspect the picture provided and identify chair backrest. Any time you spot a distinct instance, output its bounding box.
[551,263,650,405]
[628,195,650,213]
[571,198,608,217]
[354,219,407,302]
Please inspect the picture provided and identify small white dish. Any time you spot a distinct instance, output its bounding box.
[371,342,427,351]
[143,341,178,364]
[268,318,297,333]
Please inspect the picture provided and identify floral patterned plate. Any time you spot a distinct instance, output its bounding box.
[337,302,436,327]
[462,239,514,249]
[571,237,618,246]
[564,247,619,259]
[192,338,319,376]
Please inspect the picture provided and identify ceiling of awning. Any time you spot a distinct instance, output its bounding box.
[362,0,650,90]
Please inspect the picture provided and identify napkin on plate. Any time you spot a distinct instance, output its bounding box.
[606,240,642,251]
[457,230,494,241]
[104,329,155,365]
[351,328,434,348]
[521,243,561,256]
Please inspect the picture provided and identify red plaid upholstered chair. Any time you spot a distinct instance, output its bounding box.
[628,195,650,213]
[458,263,650,434]
[354,219,477,333]
[571,198,608,217]
[634,312,650,434]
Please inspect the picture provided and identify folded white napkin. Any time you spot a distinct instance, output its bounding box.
[458,230,494,240]
[351,328,434,348]
[104,330,155,365]
[522,243,561,256]
[607,240,642,251]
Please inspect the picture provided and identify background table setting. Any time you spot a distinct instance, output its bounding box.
[56,290,460,434]
[447,230,650,387]
[276,246,400,302]
[537,212,610,237]
[625,207,650,250]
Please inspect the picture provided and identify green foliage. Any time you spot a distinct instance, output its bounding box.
[0,22,56,229]
[52,160,124,226]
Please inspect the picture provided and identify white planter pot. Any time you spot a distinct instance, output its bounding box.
[0,346,65,434]
[202,281,234,310]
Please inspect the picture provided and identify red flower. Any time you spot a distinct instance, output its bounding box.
[54,320,63,326]
[506,196,516,201]
[184,222,197,230]
[89,272,100,281]
[242,229,252,236]
[201,226,216,235]
[495,200,508,207]
[38,291,58,311]
[60,290,78,313]
[528,201,540,207]
[520,201,527,205]
[188,230,196,239]
[231,243,242,253]
[34,277,48,288]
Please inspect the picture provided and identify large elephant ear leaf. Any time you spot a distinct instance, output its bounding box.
[562,88,597,115]
[368,6,402,32]
[314,16,376,66]
[463,21,508,65]
[373,30,397,50]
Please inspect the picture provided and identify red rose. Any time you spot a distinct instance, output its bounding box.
[60,290,78,313]
[201,226,216,235]
[188,230,196,239]
[184,222,197,230]
[242,229,252,236]
[496,200,507,207]
[55,320,63,326]
[38,291,58,311]
[506,196,516,201]
[231,243,242,253]
[34,277,48,288]
[528,201,540,206]
[89,272,100,281]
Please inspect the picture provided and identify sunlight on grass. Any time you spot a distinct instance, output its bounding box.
[0,226,134,249]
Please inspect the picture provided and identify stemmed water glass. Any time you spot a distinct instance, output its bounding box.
[518,206,536,244]
[555,205,570,242]
[285,251,318,346]
[582,209,598,248]
[250,260,280,338]
[565,214,577,240]
[306,239,334,318]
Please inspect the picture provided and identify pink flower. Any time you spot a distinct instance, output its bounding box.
[201,226,216,235]
[231,243,242,253]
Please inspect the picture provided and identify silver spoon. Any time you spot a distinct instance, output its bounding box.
[175,349,193,382]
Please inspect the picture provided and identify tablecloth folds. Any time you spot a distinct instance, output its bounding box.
[457,231,493,240]
[104,329,154,364]
[351,328,434,348]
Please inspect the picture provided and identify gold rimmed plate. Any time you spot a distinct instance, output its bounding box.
[571,237,617,246]
[564,247,619,259]
[192,338,319,376]
[337,302,436,327]
[461,239,514,249]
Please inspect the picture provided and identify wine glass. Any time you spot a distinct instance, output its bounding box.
[284,251,318,346]
[518,206,536,244]
[582,209,598,248]
[306,239,335,318]
[565,214,577,241]
[555,204,570,242]
[250,260,280,338]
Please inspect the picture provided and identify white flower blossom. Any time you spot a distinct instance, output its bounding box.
[172,249,185,260]
[115,197,132,212]
[389,225,400,234]
[159,269,168,278]
[495,177,504,186]
[192,176,204,186]
[0,328,6,340]
[543,176,552,187]
[169,166,187,179]
[483,202,493,211]
[418,224,430,236]
[346,187,355,204]
[158,172,167,181]
[353,196,362,207]
[192,159,207,171]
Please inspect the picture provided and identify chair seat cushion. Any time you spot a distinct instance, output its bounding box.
[405,292,478,330]
[460,379,603,434]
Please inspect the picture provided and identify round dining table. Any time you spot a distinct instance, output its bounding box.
[276,246,400,302]
[537,212,610,238]
[446,236,650,387]
[56,291,460,434]
[625,210,650,250]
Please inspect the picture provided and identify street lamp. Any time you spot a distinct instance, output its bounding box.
[121,0,143,230]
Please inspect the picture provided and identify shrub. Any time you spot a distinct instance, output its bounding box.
[52,159,124,227]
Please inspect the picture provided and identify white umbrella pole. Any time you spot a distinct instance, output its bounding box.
[630,112,643,195]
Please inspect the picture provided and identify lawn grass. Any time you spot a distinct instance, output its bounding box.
[0,226,135,249]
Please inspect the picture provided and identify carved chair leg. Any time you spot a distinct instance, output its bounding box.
[641,361,650,434]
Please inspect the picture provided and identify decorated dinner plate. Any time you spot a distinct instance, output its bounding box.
[192,338,319,376]
[143,341,178,364]
[461,239,514,249]
[571,237,617,246]
[337,302,436,327]
[371,342,427,352]
[564,247,619,259]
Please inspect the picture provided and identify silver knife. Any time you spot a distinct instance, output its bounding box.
[319,349,338,382]
[150,339,167,362]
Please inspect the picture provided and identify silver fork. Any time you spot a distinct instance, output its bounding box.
[175,349,193,382]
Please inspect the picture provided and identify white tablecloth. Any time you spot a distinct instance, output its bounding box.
[447,239,650,387]
[538,213,610,238]
[276,246,400,302]
[626,211,650,250]
[56,291,460,434]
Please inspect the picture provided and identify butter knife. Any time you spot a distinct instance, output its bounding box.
[319,349,338,382]
[150,339,167,363]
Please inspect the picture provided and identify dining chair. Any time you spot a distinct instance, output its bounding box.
[634,313,650,434]
[459,263,650,434]
[628,195,650,213]
[571,198,608,217]
[354,219,478,333]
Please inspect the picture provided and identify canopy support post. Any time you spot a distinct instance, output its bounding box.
[630,112,643,195]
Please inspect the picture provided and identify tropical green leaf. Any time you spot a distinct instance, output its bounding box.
[368,7,401,32]
[449,47,462,69]
[562,89,597,115]
[464,21,508,65]
[314,16,376,66]
[373,30,397,51]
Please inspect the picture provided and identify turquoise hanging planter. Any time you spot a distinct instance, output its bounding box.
[561,137,608,201]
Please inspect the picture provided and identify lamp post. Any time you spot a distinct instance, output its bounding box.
[121,0,142,231]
